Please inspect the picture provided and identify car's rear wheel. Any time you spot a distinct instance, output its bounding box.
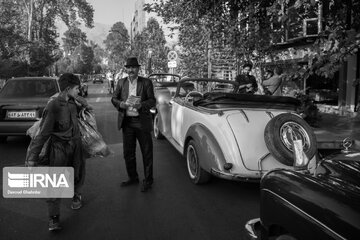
[264,113,317,166]
[153,114,164,139]
[0,136,7,143]
[186,140,211,184]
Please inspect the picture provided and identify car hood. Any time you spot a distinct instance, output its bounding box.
[314,152,360,194]
[261,154,360,239]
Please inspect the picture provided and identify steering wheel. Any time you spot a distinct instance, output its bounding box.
[185,91,204,102]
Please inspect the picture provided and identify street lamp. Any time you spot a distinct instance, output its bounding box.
[148,48,153,75]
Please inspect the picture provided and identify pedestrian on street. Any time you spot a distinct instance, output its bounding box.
[235,62,258,94]
[26,73,91,231]
[262,66,283,96]
[111,57,156,192]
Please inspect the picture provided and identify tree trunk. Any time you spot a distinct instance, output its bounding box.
[27,0,33,41]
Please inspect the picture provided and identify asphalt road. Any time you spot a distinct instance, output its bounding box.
[0,82,260,240]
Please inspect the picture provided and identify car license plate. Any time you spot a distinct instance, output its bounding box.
[7,111,36,119]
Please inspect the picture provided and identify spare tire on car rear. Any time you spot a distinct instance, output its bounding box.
[264,113,317,166]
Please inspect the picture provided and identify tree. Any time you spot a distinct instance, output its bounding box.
[145,0,360,80]
[130,18,169,74]
[62,23,88,55]
[104,21,130,72]
[0,0,94,77]
[90,41,106,74]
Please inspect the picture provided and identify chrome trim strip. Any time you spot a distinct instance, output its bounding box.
[266,111,274,118]
[258,152,271,174]
[263,189,346,240]
[238,109,249,122]
[245,218,261,239]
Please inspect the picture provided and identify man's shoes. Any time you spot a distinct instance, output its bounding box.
[121,178,139,187]
[48,215,62,231]
[141,180,152,192]
[71,193,82,210]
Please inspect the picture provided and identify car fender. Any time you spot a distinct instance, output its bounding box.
[260,169,359,239]
[184,123,227,173]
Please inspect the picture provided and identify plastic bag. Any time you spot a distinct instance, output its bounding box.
[27,119,42,139]
[25,135,51,166]
[78,111,111,158]
[79,109,97,131]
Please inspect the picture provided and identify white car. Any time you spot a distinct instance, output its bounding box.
[153,78,317,184]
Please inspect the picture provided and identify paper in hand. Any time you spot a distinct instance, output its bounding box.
[126,95,141,105]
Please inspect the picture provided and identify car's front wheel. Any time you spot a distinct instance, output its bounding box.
[186,140,211,184]
[153,113,164,139]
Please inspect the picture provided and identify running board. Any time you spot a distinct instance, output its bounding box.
[164,135,183,155]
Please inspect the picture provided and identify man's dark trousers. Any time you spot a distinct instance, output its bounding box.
[122,117,153,183]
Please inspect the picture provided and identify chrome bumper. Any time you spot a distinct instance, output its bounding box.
[245,218,261,240]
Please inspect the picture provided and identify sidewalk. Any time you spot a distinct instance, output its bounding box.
[313,112,360,149]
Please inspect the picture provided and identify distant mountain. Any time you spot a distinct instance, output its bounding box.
[56,21,112,48]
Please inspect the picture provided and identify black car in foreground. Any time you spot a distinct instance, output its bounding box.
[245,140,360,240]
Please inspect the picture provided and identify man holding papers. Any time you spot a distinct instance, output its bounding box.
[111,57,156,192]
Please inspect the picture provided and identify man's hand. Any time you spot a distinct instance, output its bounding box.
[120,101,131,109]
[25,160,37,167]
[132,102,142,110]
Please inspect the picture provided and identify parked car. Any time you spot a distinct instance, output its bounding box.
[92,74,104,84]
[0,77,60,142]
[148,73,181,115]
[245,139,360,240]
[153,78,318,184]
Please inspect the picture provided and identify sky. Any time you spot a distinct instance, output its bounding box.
[87,0,135,30]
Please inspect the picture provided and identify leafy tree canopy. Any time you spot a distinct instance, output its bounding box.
[104,21,130,71]
[0,0,94,77]
[145,0,360,79]
[130,18,169,74]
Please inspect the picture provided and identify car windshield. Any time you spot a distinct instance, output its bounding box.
[0,79,58,98]
[176,79,300,110]
[176,79,237,97]
[149,74,181,83]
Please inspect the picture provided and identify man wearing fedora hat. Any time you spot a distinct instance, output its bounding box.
[111,57,156,192]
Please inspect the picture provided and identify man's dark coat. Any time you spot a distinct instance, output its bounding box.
[111,76,155,132]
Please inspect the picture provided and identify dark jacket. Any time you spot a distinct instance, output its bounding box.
[26,94,85,165]
[111,76,155,132]
[235,74,258,94]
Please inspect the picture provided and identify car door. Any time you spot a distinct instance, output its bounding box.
[170,97,186,145]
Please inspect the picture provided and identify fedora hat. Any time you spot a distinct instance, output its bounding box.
[125,57,141,67]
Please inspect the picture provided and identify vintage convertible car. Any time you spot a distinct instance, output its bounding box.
[245,139,360,239]
[153,78,318,184]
